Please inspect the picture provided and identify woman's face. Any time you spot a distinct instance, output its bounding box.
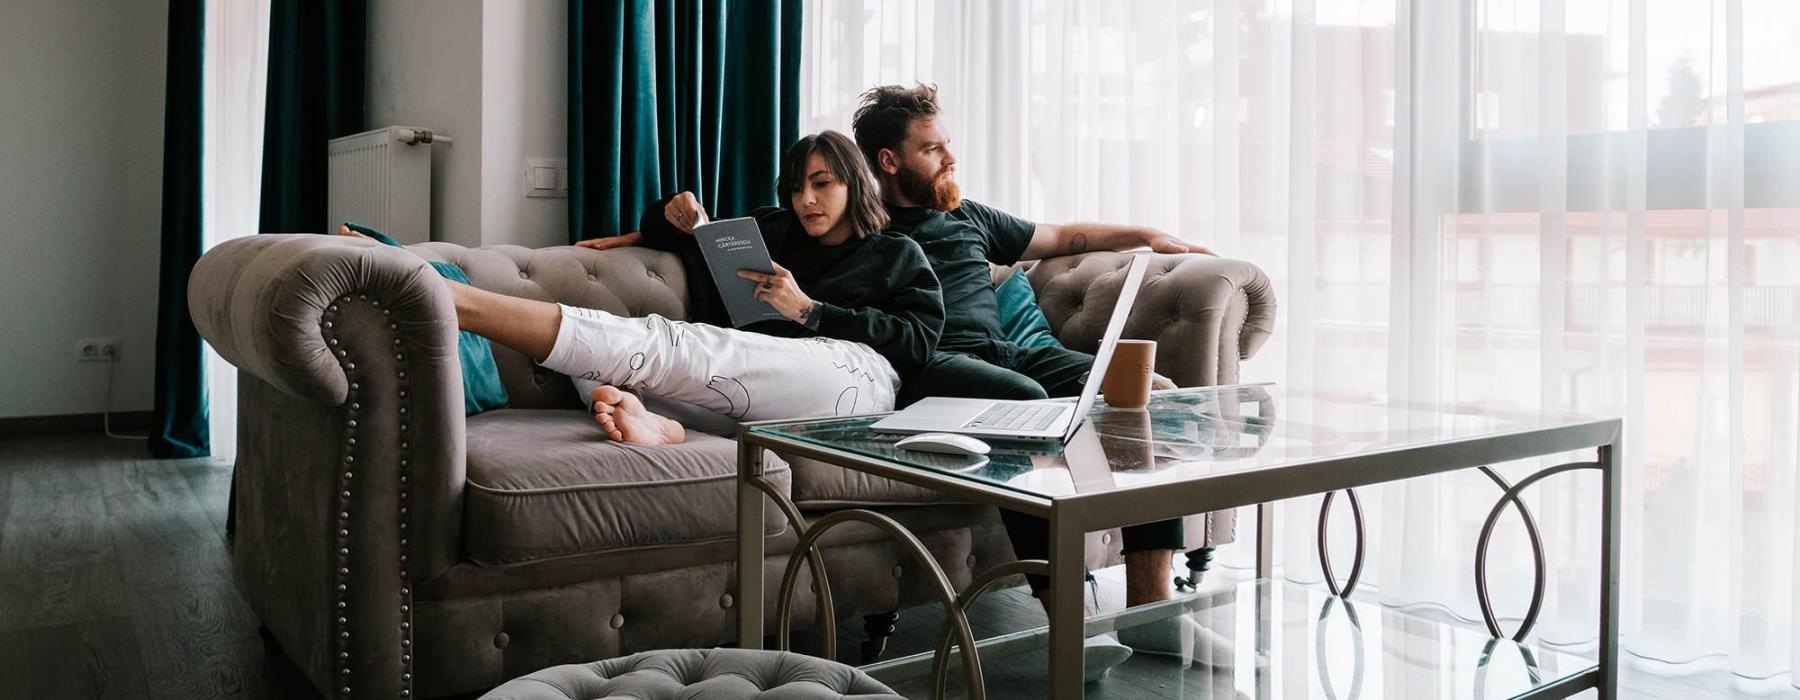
[790,152,851,240]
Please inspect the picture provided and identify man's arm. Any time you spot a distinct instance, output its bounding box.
[1020,221,1215,261]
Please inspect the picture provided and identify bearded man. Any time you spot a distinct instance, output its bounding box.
[853,84,1240,682]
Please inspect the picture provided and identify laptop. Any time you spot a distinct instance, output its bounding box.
[871,254,1150,443]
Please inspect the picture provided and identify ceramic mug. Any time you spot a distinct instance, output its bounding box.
[1101,339,1156,409]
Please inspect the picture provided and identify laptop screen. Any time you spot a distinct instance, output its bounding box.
[1060,254,1150,441]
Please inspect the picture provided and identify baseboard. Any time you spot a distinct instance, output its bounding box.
[0,410,154,437]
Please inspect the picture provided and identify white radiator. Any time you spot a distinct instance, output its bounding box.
[328,126,442,244]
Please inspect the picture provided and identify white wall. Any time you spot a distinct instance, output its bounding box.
[0,0,564,420]
[480,0,568,249]
[0,0,168,419]
[367,0,567,249]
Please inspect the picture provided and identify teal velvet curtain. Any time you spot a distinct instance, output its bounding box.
[568,0,801,243]
[151,0,208,459]
[260,0,366,234]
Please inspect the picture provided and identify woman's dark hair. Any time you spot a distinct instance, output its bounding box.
[777,130,890,236]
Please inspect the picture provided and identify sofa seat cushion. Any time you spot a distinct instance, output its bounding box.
[787,454,961,507]
[464,409,789,565]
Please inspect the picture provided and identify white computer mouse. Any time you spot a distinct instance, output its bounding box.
[895,432,992,456]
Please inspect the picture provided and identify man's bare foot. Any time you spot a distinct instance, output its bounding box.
[337,224,370,239]
[590,385,686,445]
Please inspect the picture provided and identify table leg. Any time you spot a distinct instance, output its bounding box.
[1256,502,1275,581]
[1599,443,1620,698]
[737,440,765,650]
[1048,508,1086,699]
[1255,501,1275,667]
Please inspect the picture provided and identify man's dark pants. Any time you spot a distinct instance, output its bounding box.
[900,340,1184,596]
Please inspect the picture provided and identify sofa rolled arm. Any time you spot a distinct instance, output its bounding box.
[1028,252,1276,387]
[189,233,461,406]
[189,233,467,699]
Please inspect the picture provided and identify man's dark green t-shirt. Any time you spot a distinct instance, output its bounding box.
[884,200,1037,353]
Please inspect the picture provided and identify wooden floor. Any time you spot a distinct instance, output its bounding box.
[0,433,315,699]
[1,431,1794,699]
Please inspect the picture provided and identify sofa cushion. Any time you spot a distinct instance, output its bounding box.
[464,409,789,565]
[786,454,958,507]
[994,265,1063,349]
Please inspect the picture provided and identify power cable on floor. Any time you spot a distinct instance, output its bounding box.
[103,351,148,441]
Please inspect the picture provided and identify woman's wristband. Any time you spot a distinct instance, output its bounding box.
[799,301,823,330]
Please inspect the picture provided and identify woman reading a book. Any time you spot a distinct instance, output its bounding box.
[346,130,941,445]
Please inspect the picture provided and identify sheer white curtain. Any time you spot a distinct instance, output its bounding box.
[802,0,1800,689]
[202,0,271,459]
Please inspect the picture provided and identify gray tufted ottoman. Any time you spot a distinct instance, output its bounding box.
[479,648,904,699]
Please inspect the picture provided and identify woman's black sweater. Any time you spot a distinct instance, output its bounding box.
[637,199,944,377]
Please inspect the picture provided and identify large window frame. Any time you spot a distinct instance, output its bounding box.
[1452,0,1800,213]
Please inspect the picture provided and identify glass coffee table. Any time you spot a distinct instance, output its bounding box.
[872,578,1599,699]
[734,384,1622,699]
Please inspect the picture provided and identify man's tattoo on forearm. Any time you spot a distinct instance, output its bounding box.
[1068,233,1090,255]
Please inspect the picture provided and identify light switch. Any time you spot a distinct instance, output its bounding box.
[525,158,568,198]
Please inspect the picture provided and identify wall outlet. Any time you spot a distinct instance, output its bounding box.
[76,337,120,362]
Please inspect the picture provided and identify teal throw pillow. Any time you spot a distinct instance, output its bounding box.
[994,270,1063,349]
[345,222,510,416]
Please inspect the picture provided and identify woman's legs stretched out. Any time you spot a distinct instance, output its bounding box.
[437,283,693,444]
[336,226,897,438]
[445,282,563,361]
[338,224,566,362]
[541,305,898,422]
[339,227,670,440]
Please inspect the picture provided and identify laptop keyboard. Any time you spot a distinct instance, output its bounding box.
[964,403,1067,432]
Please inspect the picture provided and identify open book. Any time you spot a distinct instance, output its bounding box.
[691,217,788,327]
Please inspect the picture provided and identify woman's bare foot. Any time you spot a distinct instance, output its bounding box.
[337,224,369,239]
[590,385,686,445]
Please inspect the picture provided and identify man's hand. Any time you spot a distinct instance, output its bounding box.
[738,262,816,324]
[1143,230,1215,256]
[575,231,643,251]
[664,191,710,233]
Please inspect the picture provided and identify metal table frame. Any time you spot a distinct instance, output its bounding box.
[734,403,1622,700]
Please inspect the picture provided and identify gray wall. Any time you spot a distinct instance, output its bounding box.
[0,0,168,419]
[368,0,568,249]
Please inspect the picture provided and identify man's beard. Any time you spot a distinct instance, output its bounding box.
[897,163,961,211]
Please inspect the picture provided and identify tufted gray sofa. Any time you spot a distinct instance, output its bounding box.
[187,234,1275,699]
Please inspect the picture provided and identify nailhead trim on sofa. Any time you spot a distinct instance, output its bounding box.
[324,294,418,699]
